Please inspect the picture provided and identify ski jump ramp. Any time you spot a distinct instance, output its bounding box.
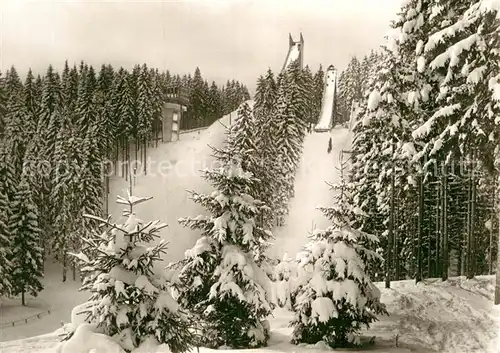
[314,65,337,132]
[282,33,304,71]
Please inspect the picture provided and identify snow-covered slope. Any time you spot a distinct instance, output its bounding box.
[2,276,498,352]
[314,67,337,132]
[269,126,350,260]
[107,109,241,264]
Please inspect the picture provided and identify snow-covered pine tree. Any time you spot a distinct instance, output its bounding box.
[291,163,387,348]
[189,67,206,123]
[0,72,6,139]
[37,65,62,252]
[207,81,223,123]
[176,127,273,349]
[137,63,153,160]
[74,191,194,353]
[302,65,315,130]
[4,66,27,179]
[253,69,277,124]
[76,65,98,136]
[9,172,44,306]
[24,68,40,140]
[0,184,12,296]
[312,65,325,125]
[270,61,309,223]
[50,113,82,281]
[273,253,297,310]
[252,69,282,227]
[96,64,116,161]
[226,102,275,230]
[112,67,134,177]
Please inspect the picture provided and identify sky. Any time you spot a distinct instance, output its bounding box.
[0,0,402,92]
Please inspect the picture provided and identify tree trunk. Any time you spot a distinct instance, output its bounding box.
[122,137,126,179]
[409,210,416,279]
[416,175,424,284]
[72,264,77,281]
[427,185,432,277]
[495,203,500,304]
[135,138,138,162]
[489,179,496,275]
[435,184,441,277]
[442,173,448,281]
[394,195,400,281]
[385,170,394,289]
[62,250,67,282]
[21,289,25,306]
[125,140,130,182]
[467,163,476,279]
[466,170,472,278]
[115,139,119,175]
[143,138,147,175]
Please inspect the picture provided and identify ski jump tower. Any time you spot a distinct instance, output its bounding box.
[282,33,304,71]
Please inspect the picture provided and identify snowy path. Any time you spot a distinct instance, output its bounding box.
[269,126,351,260]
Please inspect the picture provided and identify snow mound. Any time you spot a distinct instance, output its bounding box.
[58,324,124,353]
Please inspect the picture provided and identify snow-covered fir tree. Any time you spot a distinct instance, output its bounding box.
[228,102,275,230]
[273,253,297,310]
[312,65,325,125]
[0,185,12,296]
[268,60,309,225]
[74,191,194,353]
[253,69,277,123]
[176,125,274,349]
[9,172,44,306]
[290,164,387,347]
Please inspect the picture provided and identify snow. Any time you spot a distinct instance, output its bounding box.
[412,104,461,139]
[2,276,498,353]
[311,297,337,322]
[416,56,425,73]
[134,275,158,294]
[429,34,479,70]
[467,65,487,84]
[154,291,179,313]
[314,67,337,132]
[59,324,125,353]
[492,81,500,101]
[367,89,381,111]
